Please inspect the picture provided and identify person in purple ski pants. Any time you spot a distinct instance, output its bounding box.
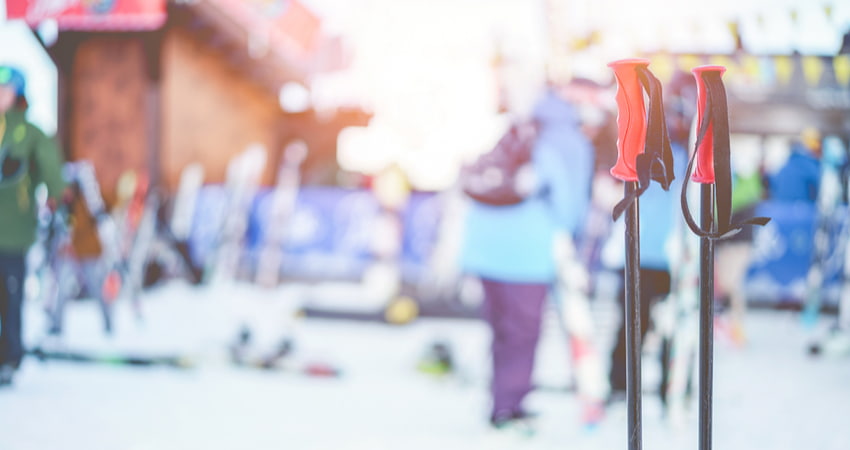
[459,80,595,428]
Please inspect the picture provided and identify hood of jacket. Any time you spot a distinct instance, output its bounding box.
[532,89,580,130]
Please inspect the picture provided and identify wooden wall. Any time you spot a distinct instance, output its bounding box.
[160,28,282,191]
[70,37,150,205]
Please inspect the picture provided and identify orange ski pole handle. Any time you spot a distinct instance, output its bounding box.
[691,65,726,184]
[608,58,650,182]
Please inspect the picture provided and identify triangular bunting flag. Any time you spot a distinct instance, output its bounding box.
[774,55,794,85]
[834,55,850,86]
[802,56,824,86]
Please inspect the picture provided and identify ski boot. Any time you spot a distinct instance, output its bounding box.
[489,410,537,438]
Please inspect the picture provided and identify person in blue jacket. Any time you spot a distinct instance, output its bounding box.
[766,129,821,203]
[459,81,594,428]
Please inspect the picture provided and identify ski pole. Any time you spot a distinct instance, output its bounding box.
[681,65,769,450]
[609,57,677,450]
[608,58,649,450]
[693,65,720,450]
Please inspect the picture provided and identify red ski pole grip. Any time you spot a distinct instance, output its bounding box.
[691,65,726,184]
[608,58,650,182]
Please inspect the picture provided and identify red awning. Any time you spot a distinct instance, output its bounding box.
[6,0,166,31]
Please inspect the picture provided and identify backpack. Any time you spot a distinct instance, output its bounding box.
[460,121,538,206]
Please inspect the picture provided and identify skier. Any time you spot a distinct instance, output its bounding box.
[459,79,594,431]
[713,162,764,346]
[0,66,68,386]
[805,135,850,356]
[47,161,120,336]
[765,128,821,204]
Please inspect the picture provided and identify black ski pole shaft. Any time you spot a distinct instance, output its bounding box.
[608,58,652,450]
[624,180,642,449]
[699,182,715,450]
[688,64,727,450]
[681,64,771,450]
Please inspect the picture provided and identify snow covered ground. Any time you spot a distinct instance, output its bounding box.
[2,280,849,450]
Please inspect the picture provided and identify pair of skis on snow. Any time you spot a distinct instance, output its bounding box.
[27,340,341,378]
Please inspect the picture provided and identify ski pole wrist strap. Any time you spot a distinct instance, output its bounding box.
[680,66,770,240]
[610,63,675,221]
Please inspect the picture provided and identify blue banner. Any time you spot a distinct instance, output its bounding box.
[745,201,847,306]
[189,185,443,282]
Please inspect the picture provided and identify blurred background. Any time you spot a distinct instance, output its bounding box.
[1,0,849,449]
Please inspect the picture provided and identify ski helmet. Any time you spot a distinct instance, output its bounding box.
[0,66,26,98]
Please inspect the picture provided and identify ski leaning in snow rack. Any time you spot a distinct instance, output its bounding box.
[255,140,307,287]
[208,145,267,284]
[552,233,607,427]
[112,169,155,320]
[658,199,700,426]
[39,197,77,336]
[167,162,205,285]
[679,66,769,450]
[607,58,676,450]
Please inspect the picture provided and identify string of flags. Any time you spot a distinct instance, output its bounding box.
[644,53,850,88]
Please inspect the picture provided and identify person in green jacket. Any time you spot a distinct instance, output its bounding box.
[0,65,67,386]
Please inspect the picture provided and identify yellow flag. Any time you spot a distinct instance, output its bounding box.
[742,55,760,80]
[802,56,824,86]
[774,55,794,85]
[678,54,702,72]
[710,55,736,79]
[834,55,850,86]
[652,53,675,84]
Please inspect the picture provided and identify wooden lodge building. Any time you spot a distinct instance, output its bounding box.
[13,0,370,205]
